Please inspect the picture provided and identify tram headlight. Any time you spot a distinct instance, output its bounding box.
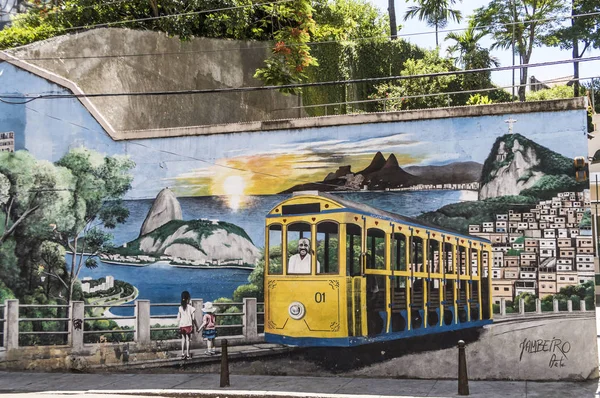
[288,301,305,320]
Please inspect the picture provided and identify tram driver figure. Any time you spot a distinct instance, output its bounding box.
[288,238,320,274]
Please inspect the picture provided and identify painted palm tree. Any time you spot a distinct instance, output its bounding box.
[403,0,462,47]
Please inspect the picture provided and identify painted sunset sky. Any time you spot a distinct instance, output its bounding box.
[154,111,586,199]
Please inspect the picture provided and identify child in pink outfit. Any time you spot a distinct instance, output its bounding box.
[197,301,217,355]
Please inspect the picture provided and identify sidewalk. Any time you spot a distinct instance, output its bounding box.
[0,371,598,398]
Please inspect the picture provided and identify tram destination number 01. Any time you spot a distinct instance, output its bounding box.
[315,292,326,303]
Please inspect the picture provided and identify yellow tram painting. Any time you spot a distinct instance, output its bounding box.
[264,192,493,347]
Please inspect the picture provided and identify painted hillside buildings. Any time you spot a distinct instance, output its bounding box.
[469,192,593,304]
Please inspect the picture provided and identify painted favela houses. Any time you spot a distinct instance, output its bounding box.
[0,35,598,379]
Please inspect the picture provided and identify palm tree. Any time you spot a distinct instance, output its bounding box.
[403,0,462,47]
[446,19,500,94]
[445,20,499,70]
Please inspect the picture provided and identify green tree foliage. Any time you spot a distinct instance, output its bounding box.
[0,151,72,246]
[466,94,493,105]
[403,0,462,47]
[302,0,390,110]
[254,0,318,92]
[582,79,600,114]
[445,18,502,97]
[371,50,461,110]
[525,85,577,101]
[473,0,566,101]
[39,148,135,303]
[545,0,600,96]
[313,0,388,41]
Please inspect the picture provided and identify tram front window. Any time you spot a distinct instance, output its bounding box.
[268,224,283,275]
[287,222,316,274]
[316,222,339,274]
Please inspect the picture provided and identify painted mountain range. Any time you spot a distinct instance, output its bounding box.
[280,152,483,193]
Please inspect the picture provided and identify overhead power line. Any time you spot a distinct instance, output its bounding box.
[10,10,600,61]
[290,76,600,111]
[1,55,599,103]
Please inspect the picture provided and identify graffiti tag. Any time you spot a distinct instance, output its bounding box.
[519,337,571,368]
[72,318,83,331]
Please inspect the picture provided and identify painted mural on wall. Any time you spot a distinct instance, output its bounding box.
[0,59,596,373]
[0,111,592,311]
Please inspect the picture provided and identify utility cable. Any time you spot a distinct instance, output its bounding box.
[1,55,599,102]
[291,75,600,110]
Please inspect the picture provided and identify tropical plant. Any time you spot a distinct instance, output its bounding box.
[254,0,318,92]
[473,0,566,102]
[466,94,493,105]
[446,18,500,93]
[545,0,600,96]
[525,85,577,102]
[371,50,460,110]
[403,0,462,47]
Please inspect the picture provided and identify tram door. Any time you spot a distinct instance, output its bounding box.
[346,223,363,337]
[365,227,387,336]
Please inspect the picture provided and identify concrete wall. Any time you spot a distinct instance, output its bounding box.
[347,315,598,381]
[4,28,305,131]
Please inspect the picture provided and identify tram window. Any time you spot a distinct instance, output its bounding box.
[316,222,339,274]
[443,242,454,273]
[346,223,362,276]
[458,246,467,275]
[482,251,489,277]
[411,236,424,272]
[471,249,479,276]
[391,233,406,271]
[287,222,313,274]
[429,239,440,273]
[268,225,283,275]
[366,228,385,270]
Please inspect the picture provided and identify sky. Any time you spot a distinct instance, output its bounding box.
[369,0,600,90]
[168,109,586,198]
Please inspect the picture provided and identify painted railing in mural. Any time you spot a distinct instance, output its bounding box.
[0,298,264,351]
[493,297,591,317]
[0,297,592,351]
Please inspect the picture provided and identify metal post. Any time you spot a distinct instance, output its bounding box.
[135,300,150,345]
[70,301,84,352]
[5,299,18,350]
[243,298,257,341]
[592,78,596,111]
[220,339,230,387]
[458,340,469,396]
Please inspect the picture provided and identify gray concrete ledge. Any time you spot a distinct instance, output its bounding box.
[117,97,587,141]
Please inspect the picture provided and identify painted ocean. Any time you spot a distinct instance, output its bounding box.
[78,190,476,315]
